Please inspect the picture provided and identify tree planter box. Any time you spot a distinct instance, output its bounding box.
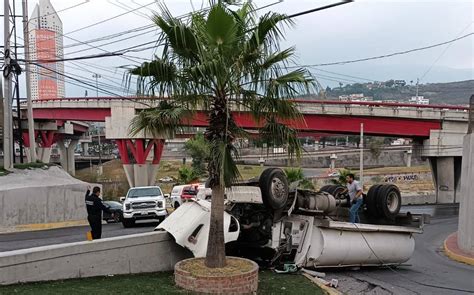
[174,257,259,294]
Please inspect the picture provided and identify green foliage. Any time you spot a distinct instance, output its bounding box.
[128,1,315,187]
[13,162,52,170]
[284,167,315,190]
[330,168,355,186]
[184,133,210,176]
[178,166,199,184]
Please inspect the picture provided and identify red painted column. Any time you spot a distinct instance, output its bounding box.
[152,139,165,165]
[115,139,130,164]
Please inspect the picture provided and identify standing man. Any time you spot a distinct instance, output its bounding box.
[346,173,363,223]
[85,186,112,239]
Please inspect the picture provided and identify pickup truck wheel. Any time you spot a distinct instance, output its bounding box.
[366,184,383,218]
[259,168,289,210]
[122,218,135,228]
[174,202,180,209]
[377,184,401,219]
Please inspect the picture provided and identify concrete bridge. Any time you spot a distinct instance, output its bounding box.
[21,97,470,203]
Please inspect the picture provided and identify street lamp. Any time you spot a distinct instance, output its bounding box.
[92,73,102,174]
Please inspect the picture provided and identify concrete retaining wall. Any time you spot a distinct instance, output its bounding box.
[238,149,425,168]
[0,166,93,226]
[0,231,191,285]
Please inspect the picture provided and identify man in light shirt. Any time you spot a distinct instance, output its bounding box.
[345,173,363,223]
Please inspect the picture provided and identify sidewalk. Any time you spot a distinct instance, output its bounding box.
[444,232,474,266]
[0,220,89,234]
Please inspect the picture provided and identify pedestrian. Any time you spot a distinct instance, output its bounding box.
[85,186,112,239]
[345,173,364,223]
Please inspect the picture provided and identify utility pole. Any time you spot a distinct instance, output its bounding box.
[359,123,364,187]
[22,0,37,163]
[415,78,419,97]
[92,73,102,173]
[92,73,101,98]
[3,0,14,170]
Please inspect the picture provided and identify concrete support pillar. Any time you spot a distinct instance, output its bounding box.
[57,139,79,176]
[116,139,165,187]
[82,142,89,156]
[37,147,52,164]
[406,149,412,167]
[429,156,462,204]
[330,153,337,170]
[458,133,474,253]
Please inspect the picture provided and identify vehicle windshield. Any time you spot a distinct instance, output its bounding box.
[128,188,162,198]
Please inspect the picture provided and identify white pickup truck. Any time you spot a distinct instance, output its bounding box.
[157,168,427,268]
[121,186,168,227]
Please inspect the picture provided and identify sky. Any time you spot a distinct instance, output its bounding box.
[1,0,473,97]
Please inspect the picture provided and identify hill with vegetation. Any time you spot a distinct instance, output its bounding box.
[323,79,473,105]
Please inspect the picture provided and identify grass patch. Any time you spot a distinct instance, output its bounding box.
[13,162,53,170]
[0,271,323,294]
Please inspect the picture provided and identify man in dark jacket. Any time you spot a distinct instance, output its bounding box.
[85,186,112,239]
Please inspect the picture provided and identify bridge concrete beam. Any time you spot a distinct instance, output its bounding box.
[116,139,165,187]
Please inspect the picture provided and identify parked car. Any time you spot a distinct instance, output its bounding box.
[159,176,175,183]
[170,184,198,209]
[120,186,168,228]
[103,201,123,223]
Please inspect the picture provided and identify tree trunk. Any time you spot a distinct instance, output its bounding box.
[204,184,226,268]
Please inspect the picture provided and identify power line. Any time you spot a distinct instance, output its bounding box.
[28,0,91,22]
[419,21,474,82]
[303,32,474,67]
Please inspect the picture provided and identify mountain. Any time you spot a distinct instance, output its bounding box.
[324,80,473,105]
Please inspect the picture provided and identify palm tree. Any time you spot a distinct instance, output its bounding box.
[128,1,314,268]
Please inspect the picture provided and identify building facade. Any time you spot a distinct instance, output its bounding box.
[28,0,65,100]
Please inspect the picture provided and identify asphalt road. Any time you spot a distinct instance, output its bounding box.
[326,215,474,295]
[0,221,157,252]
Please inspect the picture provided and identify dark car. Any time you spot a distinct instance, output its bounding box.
[103,201,123,223]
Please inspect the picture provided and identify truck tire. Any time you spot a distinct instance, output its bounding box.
[174,201,180,209]
[122,218,135,228]
[259,168,289,210]
[377,184,401,219]
[329,185,346,200]
[366,184,384,218]
[319,185,333,193]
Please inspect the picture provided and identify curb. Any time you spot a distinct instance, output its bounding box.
[303,273,342,295]
[444,232,474,266]
[0,220,89,234]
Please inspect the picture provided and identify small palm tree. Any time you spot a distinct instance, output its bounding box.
[330,168,355,186]
[128,1,314,268]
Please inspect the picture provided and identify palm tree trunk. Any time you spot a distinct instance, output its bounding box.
[204,95,230,268]
[205,184,226,268]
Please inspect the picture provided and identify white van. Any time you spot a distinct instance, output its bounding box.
[170,184,212,209]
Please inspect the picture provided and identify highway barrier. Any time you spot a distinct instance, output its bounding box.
[0,231,191,285]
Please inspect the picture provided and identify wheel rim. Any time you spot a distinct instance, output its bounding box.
[386,191,399,213]
[271,178,286,199]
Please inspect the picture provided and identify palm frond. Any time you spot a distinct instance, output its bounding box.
[129,101,190,138]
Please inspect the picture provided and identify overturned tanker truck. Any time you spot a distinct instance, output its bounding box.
[157,168,428,268]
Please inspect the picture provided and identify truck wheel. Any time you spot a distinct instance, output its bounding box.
[319,185,333,193]
[329,185,346,200]
[174,202,180,209]
[122,218,135,228]
[366,184,383,218]
[259,168,289,210]
[377,184,401,219]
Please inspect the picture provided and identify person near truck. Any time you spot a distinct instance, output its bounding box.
[85,186,112,239]
[345,173,363,223]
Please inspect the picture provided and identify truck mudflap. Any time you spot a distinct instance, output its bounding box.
[156,200,240,257]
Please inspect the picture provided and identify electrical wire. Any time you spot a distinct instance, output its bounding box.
[300,32,474,67]
[353,223,474,293]
[29,62,151,107]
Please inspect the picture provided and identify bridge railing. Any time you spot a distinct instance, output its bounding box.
[27,96,469,112]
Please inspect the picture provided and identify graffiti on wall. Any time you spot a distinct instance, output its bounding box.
[384,173,420,183]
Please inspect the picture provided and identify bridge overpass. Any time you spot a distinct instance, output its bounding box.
[21,97,470,203]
